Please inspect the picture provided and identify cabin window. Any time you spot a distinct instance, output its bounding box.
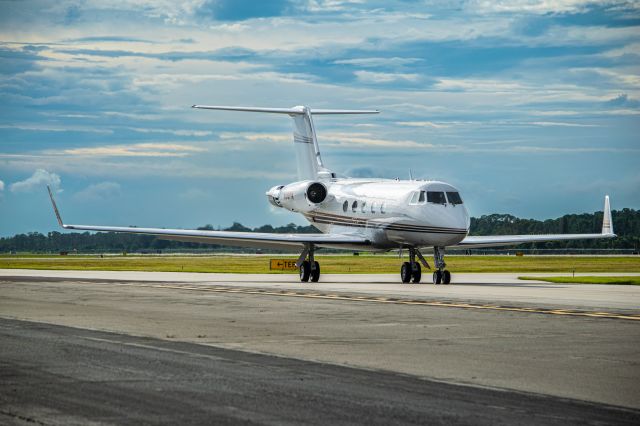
[418,191,426,203]
[361,201,367,213]
[427,191,446,205]
[446,192,463,205]
[380,203,386,214]
[352,201,358,213]
[371,202,376,213]
[343,200,348,212]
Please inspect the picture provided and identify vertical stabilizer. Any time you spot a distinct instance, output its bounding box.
[292,106,324,180]
[192,104,379,180]
[602,195,614,235]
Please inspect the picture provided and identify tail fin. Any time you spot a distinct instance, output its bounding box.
[602,195,614,235]
[192,105,379,180]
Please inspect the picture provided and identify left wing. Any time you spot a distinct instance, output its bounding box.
[453,196,615,249]
[47,187,370,251]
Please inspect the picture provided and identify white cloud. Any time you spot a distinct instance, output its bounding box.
[469,0,601,14]
[354,71,420,83]
[0,124,113,134]
[322,132,433,148]
[52,143,207,158]
[219,132,290,144]
[434,78,527,92]
[0,154,293,180]
[10,169,61,193]
[396,121,450,128]
[334,57,422,67]
[74,182,122,201]
[129,127,213,137]
[306,0,368,12]
[529,121,599,127]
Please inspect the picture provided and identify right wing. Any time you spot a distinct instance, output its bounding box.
[47,186,370,251]
[454,196,615,249]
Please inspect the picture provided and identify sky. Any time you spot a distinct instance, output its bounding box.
[0,0,639,236]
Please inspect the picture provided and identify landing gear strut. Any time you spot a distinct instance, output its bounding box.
[298,243,320,283]
[432,246,451,284]
[400,248,429,284]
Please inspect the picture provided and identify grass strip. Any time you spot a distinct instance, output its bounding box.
[0,255,639,274]
[519,276,640,285]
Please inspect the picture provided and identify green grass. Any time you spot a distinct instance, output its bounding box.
[519,276,640,285]
[0,254,638,274]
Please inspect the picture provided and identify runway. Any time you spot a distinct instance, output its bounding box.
[1,269,639,423]
[3,268,640,311]
[2,318,637,425]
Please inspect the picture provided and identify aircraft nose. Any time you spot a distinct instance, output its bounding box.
[458,205,471,230]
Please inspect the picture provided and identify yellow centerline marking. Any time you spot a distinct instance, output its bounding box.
[37,280,640,322]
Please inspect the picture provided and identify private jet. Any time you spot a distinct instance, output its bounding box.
[47,105,615,284]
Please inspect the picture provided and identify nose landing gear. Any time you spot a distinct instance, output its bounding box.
[432,246,451,284]
[298,243,321,283]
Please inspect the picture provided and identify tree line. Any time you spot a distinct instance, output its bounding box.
[2,208,638,253]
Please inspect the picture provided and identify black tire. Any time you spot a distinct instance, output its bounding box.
[400,262,412,283]
[310,261,320,282]
[443,270,451,284]
[299,260,311,282]
[411,263,421,283]
[433,270,442,285]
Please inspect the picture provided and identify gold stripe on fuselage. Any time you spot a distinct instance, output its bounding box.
[304,212,468,235]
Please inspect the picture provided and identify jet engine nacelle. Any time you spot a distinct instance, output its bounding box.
[266,181,328,212]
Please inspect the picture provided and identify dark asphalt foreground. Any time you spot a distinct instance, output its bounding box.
[1,319,637,426]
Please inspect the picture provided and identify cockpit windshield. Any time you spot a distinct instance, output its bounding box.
[446,192,463,205]
[427,191,446,205]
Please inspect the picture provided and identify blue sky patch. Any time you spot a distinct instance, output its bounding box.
[0,0,638,235]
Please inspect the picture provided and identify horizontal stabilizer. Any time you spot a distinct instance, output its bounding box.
[192,105,379,115]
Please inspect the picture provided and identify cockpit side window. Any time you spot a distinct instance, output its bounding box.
[446,192,463,205]
[418,191,426,203]
[427,191,446,205]
[409,192,419,204]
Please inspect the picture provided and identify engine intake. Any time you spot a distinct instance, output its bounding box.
[307,182,327,204]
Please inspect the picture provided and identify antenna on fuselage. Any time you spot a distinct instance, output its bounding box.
[409,169,414,180]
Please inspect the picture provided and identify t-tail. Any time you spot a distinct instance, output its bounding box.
[192,105,379,180]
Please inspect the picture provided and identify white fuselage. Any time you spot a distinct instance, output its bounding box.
[267,178,470,250]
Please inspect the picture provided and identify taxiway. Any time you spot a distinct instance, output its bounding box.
[1,269,639,424]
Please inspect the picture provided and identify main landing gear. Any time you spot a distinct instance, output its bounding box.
[400,248,428,284]
[298,243,320,283]
[399,247,451,284]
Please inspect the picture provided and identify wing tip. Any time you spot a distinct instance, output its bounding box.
[602,194,614,235]
[47,185,64,228]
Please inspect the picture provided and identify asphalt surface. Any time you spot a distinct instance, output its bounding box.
[1,270,639,424]
[1,318,638,426]
[3,269,640,311]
